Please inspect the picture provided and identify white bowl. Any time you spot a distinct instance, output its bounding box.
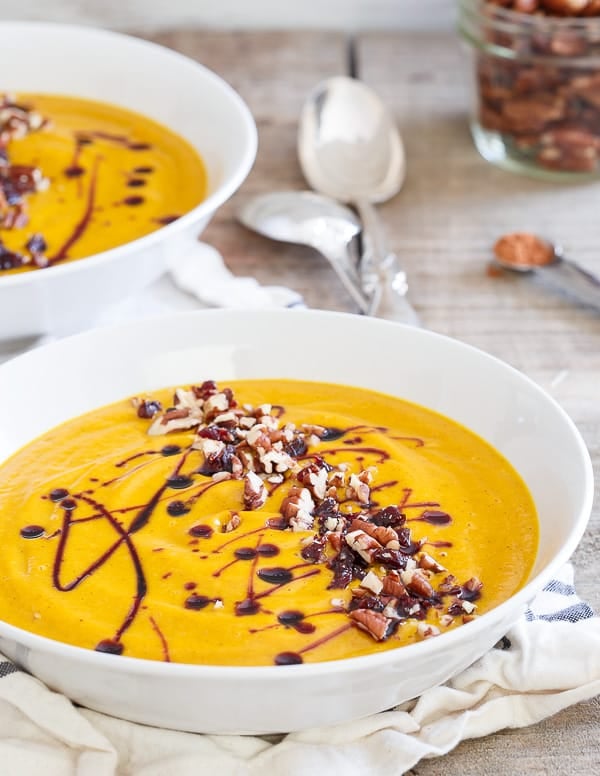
[0,309,593,734]
[0,22,257,341]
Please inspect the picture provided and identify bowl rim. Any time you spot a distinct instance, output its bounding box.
[0,21,258,290]
[0,308,594,678]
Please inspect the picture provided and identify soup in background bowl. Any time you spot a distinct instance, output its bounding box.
[0,309,592,734]
[0,22,257,340]
[0,93,207,273]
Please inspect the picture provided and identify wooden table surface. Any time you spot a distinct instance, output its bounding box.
[147,28,600,775]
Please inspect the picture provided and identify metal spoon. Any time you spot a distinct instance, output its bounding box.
[493,234,600,311]
[298,75,420,326]
[238,190,370,313]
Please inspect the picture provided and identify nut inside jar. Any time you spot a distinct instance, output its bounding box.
[460,0,600,176]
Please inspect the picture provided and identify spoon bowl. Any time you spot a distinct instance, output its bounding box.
[238,190,369,312]
[493,232,600,311]
[298,76,406,204]
[298,76,419,326]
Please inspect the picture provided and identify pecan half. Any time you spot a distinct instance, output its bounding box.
[349,609,397,641]
[345,529,383,563]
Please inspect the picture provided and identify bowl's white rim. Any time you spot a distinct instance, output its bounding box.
[0,21,258,290]
[0,309,593,680]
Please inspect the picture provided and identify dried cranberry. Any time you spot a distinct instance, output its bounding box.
[300,536,326,563]
[327,545,355,589]
[371,547,409,570]
[371,506,406,528]
[193,380,218,400]
[137,400,162,419]
[197,425,235,443]
[348,594,385,613]
[314,497,340,519]
[26,233,47,255]
[396,526,420,555]
[284,436,307,458]
[197,443,235,476]
[0,247,26,270]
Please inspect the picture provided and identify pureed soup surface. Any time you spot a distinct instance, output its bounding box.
[0,93,207,273]
[0,380,538,666]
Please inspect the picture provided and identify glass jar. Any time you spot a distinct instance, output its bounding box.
[459,0,600,180]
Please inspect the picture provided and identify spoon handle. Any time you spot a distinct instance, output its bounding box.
[354,199,420,326]
[535,257,600,311]
[315,242,371,314]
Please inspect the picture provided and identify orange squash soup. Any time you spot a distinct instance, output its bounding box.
[0,380,538,665]
[0,93,207,273]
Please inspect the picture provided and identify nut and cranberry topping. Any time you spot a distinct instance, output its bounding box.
[136,380,484,644]
[0,95,50,263]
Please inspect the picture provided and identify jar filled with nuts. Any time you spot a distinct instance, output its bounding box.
[459,0,600,178]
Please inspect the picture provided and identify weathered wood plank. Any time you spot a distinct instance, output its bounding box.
[358,30,600,775]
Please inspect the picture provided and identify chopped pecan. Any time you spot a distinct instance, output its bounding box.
[225,512,241,532]
[401,569,435,599]
[345,529,383,563]
[349,609,397,641]
[203,392,230,417]
[348,473,370,504]
[382,571,406,598]
[243,471,267,511]
[280,487,315,532]
[418,552,446,573]
[148,408,199,435]
[327,532,343,553]
[297,461,329,500]
[416,622,440,640]
[359,570,383,594]
[349,517,399,548]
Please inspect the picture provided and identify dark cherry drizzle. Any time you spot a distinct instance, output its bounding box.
[50,155,101,264]
[20,525,45,539]
[154,214,181,226]
[24,394,462,665]
[189,524,213,539]
[149,615,170,662]
[123,195,145,207]
[167,500,190,517]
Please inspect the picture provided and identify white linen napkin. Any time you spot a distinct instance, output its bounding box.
[0,565,596,776]
[0,245,597,775]
[93,244,305,327]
